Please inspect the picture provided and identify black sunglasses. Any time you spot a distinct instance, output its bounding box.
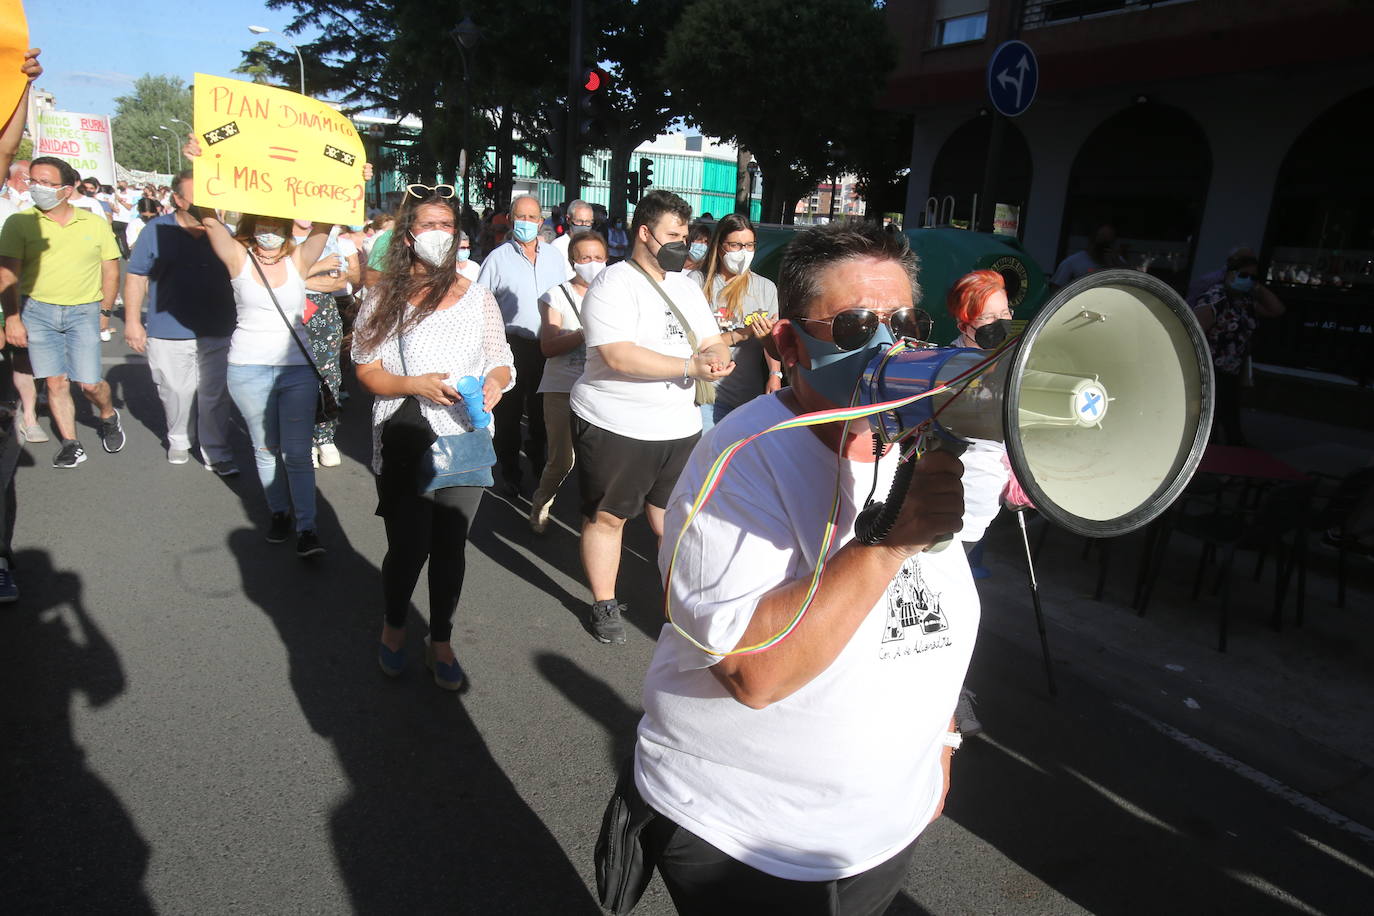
[796,307,932,351]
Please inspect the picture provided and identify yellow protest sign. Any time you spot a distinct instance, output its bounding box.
[0,0,29,133]
[192,73,365,225]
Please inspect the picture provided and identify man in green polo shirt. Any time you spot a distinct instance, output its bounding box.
[0,156,125,468]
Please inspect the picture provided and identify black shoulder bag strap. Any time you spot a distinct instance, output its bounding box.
[249,251,339,421]
[558,282,583,325]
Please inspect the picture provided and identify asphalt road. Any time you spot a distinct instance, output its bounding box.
[1,340,1370,914]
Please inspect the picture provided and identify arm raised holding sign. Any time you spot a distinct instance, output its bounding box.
[0,49,41,177]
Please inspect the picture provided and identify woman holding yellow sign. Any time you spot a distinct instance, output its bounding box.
[196,208,334,558]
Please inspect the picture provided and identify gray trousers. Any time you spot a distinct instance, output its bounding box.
[145,336,234,461]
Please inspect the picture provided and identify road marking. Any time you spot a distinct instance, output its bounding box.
[1224,870,1324,916]
[979,734,1050,775]
[1061,765,1182,835]
[1115,701,1374,846]
[1292,829,1374,881]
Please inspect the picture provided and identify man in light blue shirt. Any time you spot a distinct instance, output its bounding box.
[476,194,566,494]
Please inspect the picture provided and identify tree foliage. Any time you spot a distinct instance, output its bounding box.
[661,0,895,223]
[110,75,193,174]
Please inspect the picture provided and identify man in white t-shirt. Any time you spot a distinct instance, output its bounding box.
[569,190,733,645]
[624,222,973,911]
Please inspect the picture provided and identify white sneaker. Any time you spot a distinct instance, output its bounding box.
[100,328,113,342]
[317,443,341,467]
[311,447,320,468]
[167,447,191,465]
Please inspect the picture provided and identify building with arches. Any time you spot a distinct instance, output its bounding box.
[883,0,1373,380]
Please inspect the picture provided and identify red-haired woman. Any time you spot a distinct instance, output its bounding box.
[948,269,1013,350]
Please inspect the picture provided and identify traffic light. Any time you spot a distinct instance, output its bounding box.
[638,157,654,194]
[626,170,640,205]
[578,66,611,142]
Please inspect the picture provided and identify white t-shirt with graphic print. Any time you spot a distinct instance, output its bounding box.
[635,393,980,882]
[570,259,720,441]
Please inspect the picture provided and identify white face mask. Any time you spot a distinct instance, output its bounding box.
[255,230,286,250]
[573,260,606,284]
[30,184,64,211]
[410,229,455,267]
[723,249,754,275]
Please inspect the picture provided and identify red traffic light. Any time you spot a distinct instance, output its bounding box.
[583,68,603,92]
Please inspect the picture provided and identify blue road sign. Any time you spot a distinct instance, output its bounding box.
[987,40,1038,118]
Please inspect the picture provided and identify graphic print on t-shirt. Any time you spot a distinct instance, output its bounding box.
[880,559,951,657]
[662,306,686,344]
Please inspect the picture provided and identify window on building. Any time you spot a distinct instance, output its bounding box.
[936,11,988,45]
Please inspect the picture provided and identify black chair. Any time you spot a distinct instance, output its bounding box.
[1171,479,1316,652]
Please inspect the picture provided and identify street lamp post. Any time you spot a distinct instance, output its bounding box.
[247,25,305,95]
[449,16,480,214]
[159,125,184,170]
[149,135,171,175]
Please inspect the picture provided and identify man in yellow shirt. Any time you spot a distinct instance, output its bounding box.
[0,156,125,468]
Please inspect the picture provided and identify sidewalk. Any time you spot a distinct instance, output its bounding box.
[970,405,1374,827]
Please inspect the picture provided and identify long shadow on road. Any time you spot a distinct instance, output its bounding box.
[228,494,598,914]
[0,549,154,913]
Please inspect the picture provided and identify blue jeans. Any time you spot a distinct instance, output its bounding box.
[227,363,318,531]
[22,299,103,384]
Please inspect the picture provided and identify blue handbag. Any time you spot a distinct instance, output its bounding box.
[420,430,496,492]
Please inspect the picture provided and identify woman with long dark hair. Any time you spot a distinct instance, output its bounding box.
[199,209,333,557]
[693,213,781,426]
[352,188,513,691]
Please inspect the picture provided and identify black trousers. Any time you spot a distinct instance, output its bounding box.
[1211,371,1247,447]
[492,333,546,486]
[644,812,922,916]
[376,482,483,643]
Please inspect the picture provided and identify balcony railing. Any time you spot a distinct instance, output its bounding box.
[1022,0,1196,29]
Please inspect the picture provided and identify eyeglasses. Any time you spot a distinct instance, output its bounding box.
[796,307,932,351]
[406,183,456,199]
[568,218,594,228]
[27,178,63,189]
[722,241,756,252]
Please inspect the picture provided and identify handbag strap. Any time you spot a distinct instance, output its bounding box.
[248,251,327,385]
[558,282,584,325]
[627,259,698,352]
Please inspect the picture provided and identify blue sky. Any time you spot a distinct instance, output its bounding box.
[24,0,320,116]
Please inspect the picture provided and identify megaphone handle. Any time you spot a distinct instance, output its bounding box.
[923,436,968,554]
[854,435,968,548]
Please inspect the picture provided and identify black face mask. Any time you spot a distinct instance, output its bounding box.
[649,231,689,273]
[974,319,1014,350]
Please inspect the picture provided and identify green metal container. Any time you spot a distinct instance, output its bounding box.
[750,226,1048,344]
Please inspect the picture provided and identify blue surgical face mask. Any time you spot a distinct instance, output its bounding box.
[689,242,708,262]
[1228,275,1255,293]
[511,220,540,244]
[457,247,471,262]
[790,321,895,406]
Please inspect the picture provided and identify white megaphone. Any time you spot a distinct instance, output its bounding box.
[855,269,1215,542]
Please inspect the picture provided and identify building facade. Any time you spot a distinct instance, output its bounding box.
[883,0,1373,380]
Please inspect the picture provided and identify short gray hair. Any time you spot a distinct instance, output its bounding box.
[777,222,921,321]
[567,199,593,218]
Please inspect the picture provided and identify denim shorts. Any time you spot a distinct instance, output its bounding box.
[22,298,103,384]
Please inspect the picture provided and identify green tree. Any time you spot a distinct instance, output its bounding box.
[110,74,192,173]
[845,110,914,221]
[661,0,895,224]
[233,41,286,86]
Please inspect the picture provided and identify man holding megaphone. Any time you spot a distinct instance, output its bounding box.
[602,223,977,914]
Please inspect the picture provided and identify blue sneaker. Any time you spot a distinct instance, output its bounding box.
[378,641,406,678]
[0,559,16,603]
[424,639,466,691]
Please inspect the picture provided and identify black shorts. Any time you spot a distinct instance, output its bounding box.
[571,413,699,520]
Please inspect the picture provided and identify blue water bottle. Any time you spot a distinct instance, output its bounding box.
[457,375,491,428]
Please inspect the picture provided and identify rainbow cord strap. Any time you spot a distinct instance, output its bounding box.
[663,339,1013,658]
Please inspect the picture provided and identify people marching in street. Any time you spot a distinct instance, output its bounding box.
[122,169,239,473]
[476,194,566,497]
[569,190,732,645]
[0,156,126,468]
[352,188,513,691]
[528,229,606,535]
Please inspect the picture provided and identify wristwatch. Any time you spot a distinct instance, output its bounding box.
[942,730,963,750]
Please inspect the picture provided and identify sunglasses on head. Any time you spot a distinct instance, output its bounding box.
[796,307,932,351]
[406,183,456,199]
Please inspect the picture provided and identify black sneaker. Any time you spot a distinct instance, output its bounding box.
[296,530,326,558]
[265,512,292,544]
[53,440,87,468]
[589,599,627,645]
[99,409,125,453]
